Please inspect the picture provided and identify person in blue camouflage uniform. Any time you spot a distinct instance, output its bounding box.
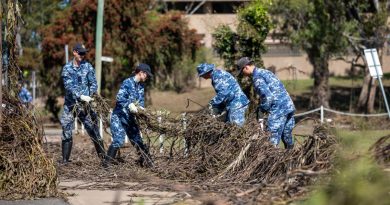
[60,43,105,164]
[237,57,295,149]
[197,63,249,127]
[18,85,33,104]
[104,63,154,168]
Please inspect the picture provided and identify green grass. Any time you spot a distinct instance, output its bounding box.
[299,128,390,205]
[282,75,390,96]
[334,129,390,156]
[282,79,313,95]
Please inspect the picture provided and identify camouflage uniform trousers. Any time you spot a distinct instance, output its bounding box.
[227,105,248,127]
[60,104,101,142]
[110,112,144,149]
[267,111,295,146]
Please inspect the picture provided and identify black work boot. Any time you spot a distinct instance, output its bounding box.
[93,139,106,160]
[103,146,118,168]
[136,144,154,168]
[285,143,294,150]
[61,139,73,164]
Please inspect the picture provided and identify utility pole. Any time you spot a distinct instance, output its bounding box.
[95,0,104,94]
[364,48,390,119]
[95,0,104,139]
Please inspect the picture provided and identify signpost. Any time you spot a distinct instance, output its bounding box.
[364,48,390,119]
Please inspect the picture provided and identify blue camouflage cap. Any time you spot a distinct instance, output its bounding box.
[197,63,215,77]
[136,63,153,77]
[73,43,87,53]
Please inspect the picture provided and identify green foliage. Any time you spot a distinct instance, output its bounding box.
[213,0,271,70]
[38,0,201,120]
[212,0,271,111]
[302,158,390,205]
[268,0,362,108]
[171,47,212,93]
[301,129,390,205]
[212,25,237,69]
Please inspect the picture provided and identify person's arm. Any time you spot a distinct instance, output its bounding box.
[26,90,33,103]
[254,76,274,112]
[116,79,136,109]
[87,63,98,96]
[209,72,231,107]
[137,85,145,108]
[62,66,81,99]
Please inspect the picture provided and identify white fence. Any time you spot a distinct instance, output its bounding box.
[294,105,389,123]
[73,106,389,149]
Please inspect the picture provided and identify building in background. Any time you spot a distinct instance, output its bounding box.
[162,0,390,80]
[162,0,248,47]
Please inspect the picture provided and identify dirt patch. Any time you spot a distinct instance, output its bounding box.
[43,109,336,204]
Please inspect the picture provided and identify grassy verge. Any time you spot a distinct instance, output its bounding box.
[300,129,390,205]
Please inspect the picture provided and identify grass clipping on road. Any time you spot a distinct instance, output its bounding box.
[0,91,58,200]
[136,110,337,203]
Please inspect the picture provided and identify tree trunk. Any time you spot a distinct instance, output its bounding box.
[309,55,330,108]
[357,70,371,112]
[367,78,377,113]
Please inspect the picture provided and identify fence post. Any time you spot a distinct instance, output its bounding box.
[81,123,85,135]
[320,105,324,123]
[182,113,189,157]
[157,111,164,153]
[74,117,78,133]
[99,118,103,139]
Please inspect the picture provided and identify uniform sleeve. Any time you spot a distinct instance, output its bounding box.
[254,76,273,112]
[62,66,82,98]
[138,85,145,107]
[26,90,33,103]
[209,72,231,107]
[87,64,98,96]
[18,90,26,103]
[116,80,136,109]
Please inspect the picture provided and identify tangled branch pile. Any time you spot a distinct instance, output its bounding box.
[136,110,337,185]
[0,91,58,200]
[370,135,390,167]
[72,93,111,131]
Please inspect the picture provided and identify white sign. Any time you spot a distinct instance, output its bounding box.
[101,56,114,63]
[364,48,383,78]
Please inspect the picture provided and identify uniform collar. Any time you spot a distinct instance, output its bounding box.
[253,67,261,77]
[72,58,85,69]
[131,76,140,84]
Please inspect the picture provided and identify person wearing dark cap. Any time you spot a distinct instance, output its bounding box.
[197,63,249,126]
[236,57,295,149]
[104,63,154,168]
[60,43,106,164]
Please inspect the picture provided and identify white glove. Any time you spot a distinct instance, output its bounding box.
[138,106,145,111]
[80,95,93,103]
[128,103,138,113]
[258,119,264,131]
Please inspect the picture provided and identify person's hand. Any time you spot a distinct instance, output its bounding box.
[128,103,138,113]
[80,95,93,103]
[256,107,264,121]
[258,118,264,131]
[138,106,145,112]
[208,104,220,116]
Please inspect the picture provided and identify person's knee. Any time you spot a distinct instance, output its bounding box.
[111,137,125,148]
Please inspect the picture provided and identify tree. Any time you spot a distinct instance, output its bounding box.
[269,0,356,108]
[40,0,201,120]
[212,0,272,110]
[345,1,390,113]
[213,0,271,69]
